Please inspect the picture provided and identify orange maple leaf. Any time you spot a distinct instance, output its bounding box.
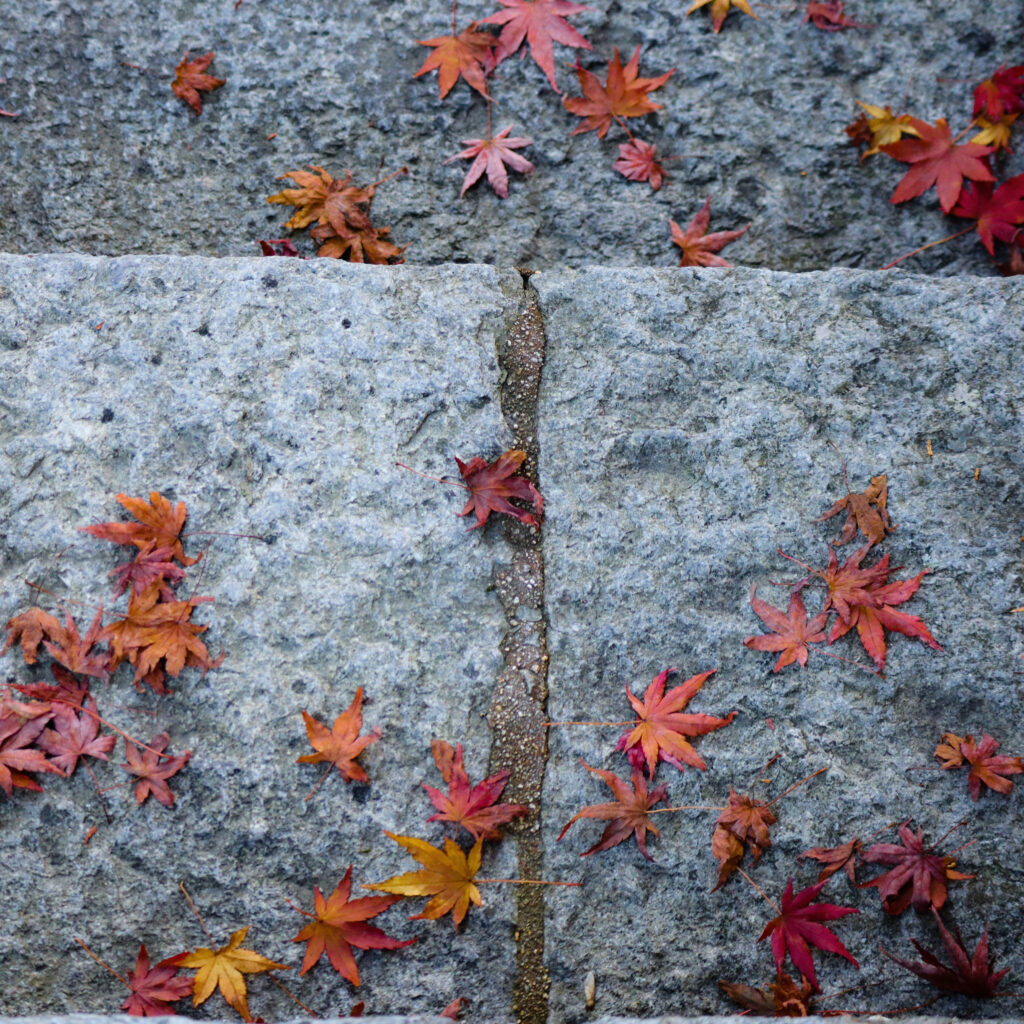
[121,732,191,807]
[711,786,777,890]
[563,46,674,139]
[43,609,111,680]
[935,732,1024,801]
[414,23,496,99]
[686,0,756,33]
[816,473,894,547]
[81,491,200,567]
[297,688,381,786]
[670,195,750,267]
[2,607,64,664]
[744,587,829,672]
[171,51,225,116]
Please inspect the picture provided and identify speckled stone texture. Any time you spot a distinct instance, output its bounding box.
[534,267,1024,1019]
[1,1,1023,273]
[0,256,524,1021]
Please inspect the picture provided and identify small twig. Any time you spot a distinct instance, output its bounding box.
[648,804,725,815]
[0,108,18,118]
[268,975,319,1016]
[180,881,215,943]
[767,765,827,806]
[543,720,632,727]
[395,462,469,489]
[74,938,131,989]
[476,877,582,887]
[736,866,781,915]
[83,759,113,823]
[120,61,163,77]
[880,225,974,270]
[304,764,334,802]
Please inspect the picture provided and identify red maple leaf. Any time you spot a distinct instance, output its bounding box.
[423,740,527,841]
[39,700,116,777]
[860,822,974,915]
[563,46,674,139]
[935,732,1024,801]
[171,51,225,116]
[615,667,735,776]
[258,238,303,257]
[0,704,60,795]
[415,23,497,99]
[951,174,1024,256]
[297,688,381,786]
[669,195,750,267]
[744,587,829,672]
[711,786,777,890]
[799,836,863,884]
[122,945,193,1016]
[480,0,591,93]
[445,127,534,198]
[109,545,186,601]
[883,907,1010,997]
[292,866,415,986]
[453,449,543,528]
[758,878,859,992]
[44,609,111,681]
[973,64,1024,119]
[121,732,190,807]
[883,118,994,213]
[612,139,667,190]
[558,760,668,860]
[81,492,200,567]
[801,1,869,30]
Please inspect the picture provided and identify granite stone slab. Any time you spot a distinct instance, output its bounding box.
[534,266,1024,1019]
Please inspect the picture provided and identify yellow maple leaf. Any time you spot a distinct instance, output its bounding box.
[180,926,288,1021]
[855,102,922,158]
[972,113,1018,152]
[364,832,483,927]
[686,0,756,33]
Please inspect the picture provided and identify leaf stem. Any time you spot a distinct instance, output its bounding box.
[647,805,725,814]
[0,108,18,117]
[543,720,632,727]
[395,462,469,490]
[268,975,319,1016]
[767,765,827,806]
[736,866,781,915]
[285,898,316,919]
[476,878,583,887]
[880,225,974,270]
[179,881,215,943]
[304,764,334,802]
[83,759,113,824]
[73,937,131,990]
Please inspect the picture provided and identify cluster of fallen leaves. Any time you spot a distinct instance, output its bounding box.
[848,63,1024,273]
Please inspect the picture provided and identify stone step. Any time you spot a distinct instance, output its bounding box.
[1,257,1021,1023]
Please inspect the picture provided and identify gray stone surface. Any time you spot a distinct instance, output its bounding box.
[0,257,524,1020]
[1,1,1024,273]
[535,267,1024,1019]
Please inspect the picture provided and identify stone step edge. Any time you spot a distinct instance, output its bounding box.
[0,1016,978,1023]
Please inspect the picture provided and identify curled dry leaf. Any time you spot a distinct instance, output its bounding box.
[719,972,814,1016]
[799,836,863,884]
[802,1,869,30]
[2,607,64,664]
[297,687,380,787]
[711,786,776,891]
[686,0,756,33]
[81,491,200,567]
[816,473,893,547]
[846,102,922,160]
[670,195,750,267]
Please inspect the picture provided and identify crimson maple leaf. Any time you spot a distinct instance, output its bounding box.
[453,449,543,528]
[670,196,750,267]
[110,545,186,601]
[292,866,415,986]
[558,761,668,860]
[0,705,59,795]
[121,732,190,807]
[121,945,193,1016]
[799,836,863,884]
[711,786,777,891]
[819,544,890,622]
[615,667,735,776]
[973,64,1024,119]
[860,822,973,915]
[445,126,534,198]
[883,907,1010,997]
[39,700,116,776]
[883,118,994,213]
[171,51,225,116]
[297,688,380,786]
[423,740,527,841]
[563,46,674,139]
[935,732,1024,801]
[744,587,829,672]
[801,1,869,30]
[612,139,667,190]
[81,492,200,567]
[480,0,591,93]
[758,878,859,992]
[415,23,496,99]
[951,174,1024,256]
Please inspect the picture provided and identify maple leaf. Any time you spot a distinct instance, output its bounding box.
[802,1,869,30]
[2,607,64,664]
[0,706,60,796]
[445,126,534,198]
[39,700,116,776]
[615,667,735,776]
[267,167,368,231]
[744,587,829,672]
[121,945,193,1017]
[973,64,1024,119]
[997,240,1024,275]
[44,609,111,680]
[171,51,225,116]
[480,0,591,93]
[670,196,750,268]
[415,23,497,99]
[847,102,922,160]
[121,732,190,807]
[81,492,199,567]
[423,740,527,841]
[799,836,863,884]
[686,0,756,33]
[558,761,668,860]
[758,878,859,992]
[819,544,891,623]
[292,866,415,985]
[181,926,288,1022]
[563,47,674,139]
[365,832,483,927]
[935,732,1024,801]
[711,786,777,890]
[971,113,1018,153]
[440,996,470,1019]
[297,688,380,785]
[613,139,667,190]
[883,118,994,213]
[310,222,407,264]
[883,907,1010,997]
[951,174,1024,256]
[720,972,814,1016]
[11,664,91,707]
[110,545,186,601]
[816,473,894,547]
[860,822,973,915]
[454,449,543,528]
[258,238,303,257]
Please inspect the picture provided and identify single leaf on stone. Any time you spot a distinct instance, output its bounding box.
[365,832,483,928]
[816,473,893,547]
[612,138,667,190]
[414,23,497,99]
[558,760,668,860]
[882,117,994,213]
[802,1,869,30]
[39,700,116,776]
[846,102,922,160]
[758,878,859,992]
[81,492,200,567]
[480,0,592,92]
[744,587,829,672]
[719,972,814,1015]
[297,688,380,786]
[951,174,1024,255]
[454,449,543,528]
[799,836,863,884]
[883,907,1010,997]
[180,926,288,1022]
[973,64,1024,119]
[563,46,674,139]
[711,786,777,890]
[423,739,527,840]
[445,126,534,198]
[686,0,756,33]
[121,945,193,1016]
[440,996,470,1019]
[935,732,1024,801]
[292,866,415,986]
[971,113,1018,153]
[121,732,190,807]
[670,195,750,267]
[171,51,225,116]
[267,167,371,232]
[2,607,65,664]
[615,667,735,776]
